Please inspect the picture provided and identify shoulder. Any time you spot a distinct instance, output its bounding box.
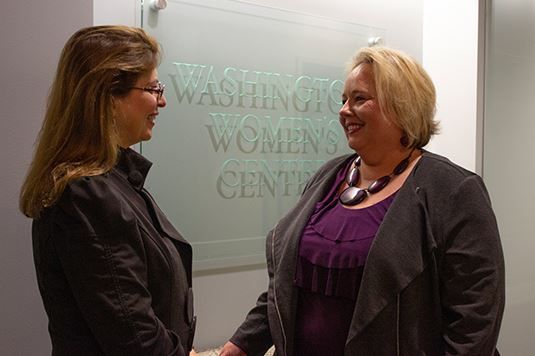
[51,172,136,234]
[64,173,117,202]
[412,151,493,209]
[322,154,354,172]
[304,154,354,191]
[413,151,480,186]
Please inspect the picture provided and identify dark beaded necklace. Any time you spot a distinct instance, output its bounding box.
[339,150,414,206]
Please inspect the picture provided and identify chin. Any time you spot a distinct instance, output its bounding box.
[142,132,153,141]
[346,139,361,152]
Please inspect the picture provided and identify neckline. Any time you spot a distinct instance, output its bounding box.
[337,151,423,210]
[339,149,414,206]
[338,189,398,211]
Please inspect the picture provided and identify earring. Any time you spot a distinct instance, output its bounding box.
[400,135,409,147]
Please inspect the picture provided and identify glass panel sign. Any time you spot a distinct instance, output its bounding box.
[141,0,386,270]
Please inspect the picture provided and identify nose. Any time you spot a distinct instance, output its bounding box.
[158,94,167,108]
[339,100,350,119]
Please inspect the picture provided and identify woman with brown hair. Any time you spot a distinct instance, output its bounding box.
[20,25,196,355]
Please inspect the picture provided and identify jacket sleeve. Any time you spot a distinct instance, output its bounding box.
[51,177,187,356]
[438,175,505,355]
[229,230,276,356]
[229,291,273,356]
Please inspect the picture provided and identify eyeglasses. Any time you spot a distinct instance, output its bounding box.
[128,81,165,101]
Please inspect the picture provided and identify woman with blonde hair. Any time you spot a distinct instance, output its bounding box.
[221,46,505,355]
[20,25,196,355]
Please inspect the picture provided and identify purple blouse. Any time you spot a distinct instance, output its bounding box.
[293,159,396,356]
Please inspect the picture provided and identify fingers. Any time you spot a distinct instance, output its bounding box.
[219,341,247,356]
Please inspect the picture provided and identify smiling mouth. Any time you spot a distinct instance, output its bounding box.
[345,123,363,134]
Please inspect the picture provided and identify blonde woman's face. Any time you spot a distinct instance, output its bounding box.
[339,63,402,155]
[114,68,167,148]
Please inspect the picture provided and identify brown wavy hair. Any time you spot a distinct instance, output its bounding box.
[349,46,439,148]
[20,25,161,218]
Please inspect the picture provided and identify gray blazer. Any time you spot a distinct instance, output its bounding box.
[231,151,505,356]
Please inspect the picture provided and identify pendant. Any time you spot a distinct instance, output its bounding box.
[339,186,368,205]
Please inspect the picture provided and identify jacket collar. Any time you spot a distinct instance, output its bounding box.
[113,148,193,268]
[346,168,434,343]
[115,148,152,191]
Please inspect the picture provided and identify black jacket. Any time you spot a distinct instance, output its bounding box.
[231,151,505,355]
[32,148,195,355]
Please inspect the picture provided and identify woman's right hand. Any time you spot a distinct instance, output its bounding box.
[219,341,247,356]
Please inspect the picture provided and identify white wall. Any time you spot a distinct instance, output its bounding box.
[422,0,484,173]
[93,0,137,26]
[0,1,92,354]
[483,0,535,354]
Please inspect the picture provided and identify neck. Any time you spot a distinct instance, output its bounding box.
[358,148,419,183]
[339,148,419,206]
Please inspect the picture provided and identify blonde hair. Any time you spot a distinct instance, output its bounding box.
[349,46,439,148]
[20,25,161,218]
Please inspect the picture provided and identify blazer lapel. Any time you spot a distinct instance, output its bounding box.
[139,189,193,283]
[141,189,191,246]
[273,155,354,354]
[346,174,437,343]
[110,168,193,274]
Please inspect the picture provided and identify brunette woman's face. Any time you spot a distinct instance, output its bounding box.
[114,68,167,147]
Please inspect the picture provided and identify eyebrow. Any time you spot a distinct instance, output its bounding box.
[345,89,370,97]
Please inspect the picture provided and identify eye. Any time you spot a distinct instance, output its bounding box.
[341,98,347,105]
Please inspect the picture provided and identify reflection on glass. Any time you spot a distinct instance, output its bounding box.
[141,0,386,270]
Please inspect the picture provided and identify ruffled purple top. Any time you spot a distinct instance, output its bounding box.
[293,158,396,355]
